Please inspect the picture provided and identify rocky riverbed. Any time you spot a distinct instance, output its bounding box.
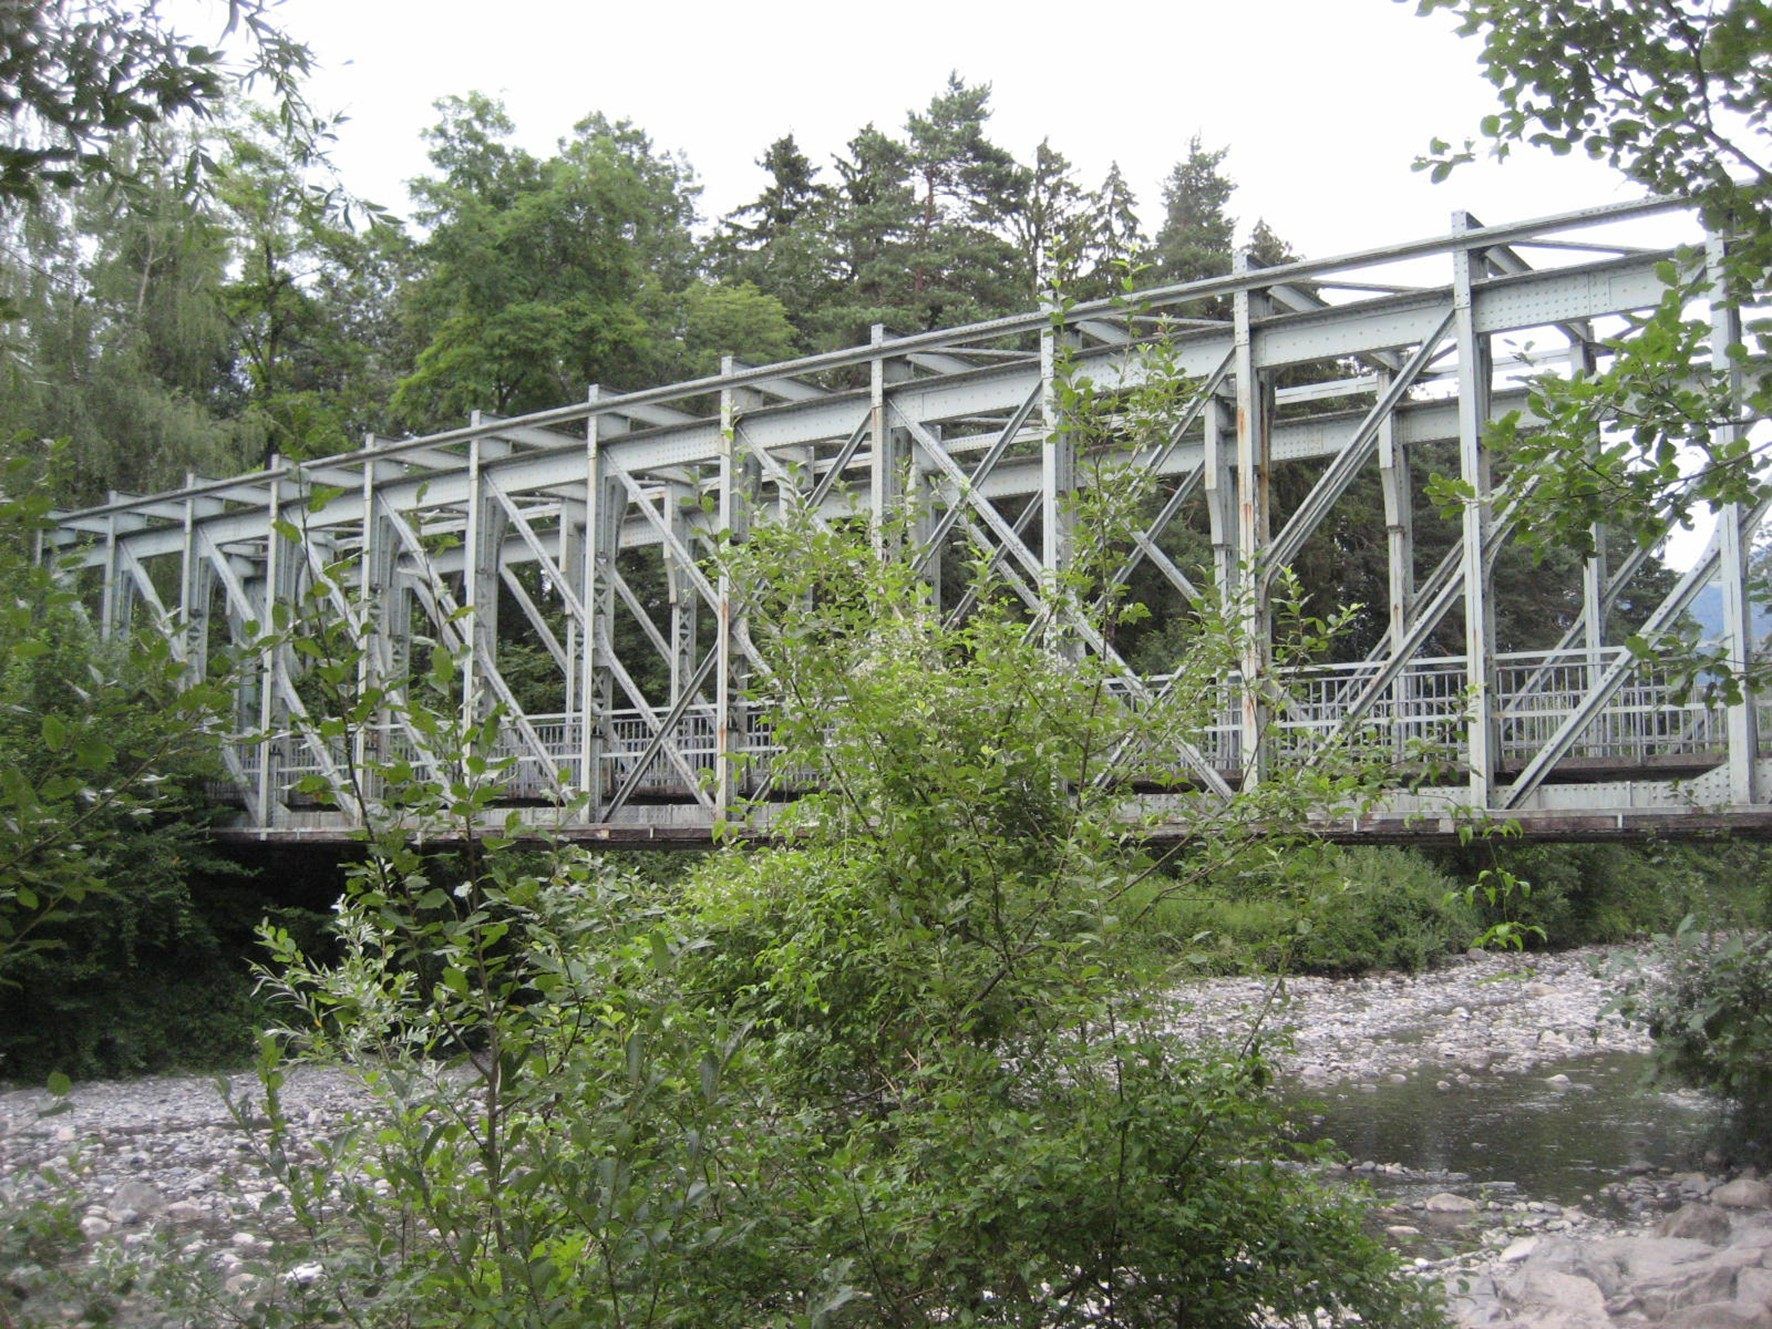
[1,943,1765,1326]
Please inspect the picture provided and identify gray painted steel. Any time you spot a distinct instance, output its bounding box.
[46,200,1772,844]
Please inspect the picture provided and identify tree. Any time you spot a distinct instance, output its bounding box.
[1414,0,1772,687]
[816,122,921,346]
[1006,138,1092,297]
[212,111,376,463]
[0,1,322,210]
[0,130,246,503]
[203,340,1441,1324]
[902,74,1028,326]
[0,445,233,997]
[708,134,838,342]
[1074,160,1150,298]
[395,98,703,425]
[1151,134,1237,286]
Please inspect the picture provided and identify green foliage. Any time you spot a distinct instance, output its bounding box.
[1152,134,1236,286]
[0,442,286,1079]
[1634,923,1772,1127]
[0,0,323,209]
[1439,841,1772,947]
[1141,845,1479,976]
[200,352,1438,1324]
[0,1159,136,1328]
[0,446,236,986]
[1414,0,1772,690]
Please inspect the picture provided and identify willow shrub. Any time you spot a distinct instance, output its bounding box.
[209,351,1442,1324]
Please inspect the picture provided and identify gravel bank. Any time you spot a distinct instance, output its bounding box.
[5,943,1762,1328]
[1165,943,1653,1086]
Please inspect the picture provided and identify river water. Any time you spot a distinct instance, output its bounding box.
[1288,1050,1724,1204]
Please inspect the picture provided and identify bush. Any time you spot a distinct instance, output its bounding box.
[1141,845,1477,976]
[1636,924,1772,1124]
[206,428,1442,1325]
[1437,842,1772,950]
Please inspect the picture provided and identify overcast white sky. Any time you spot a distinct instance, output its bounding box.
[241,0,1712,565]
[266,0,1664,254]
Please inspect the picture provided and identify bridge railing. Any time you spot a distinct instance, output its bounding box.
[248,642,1740,816]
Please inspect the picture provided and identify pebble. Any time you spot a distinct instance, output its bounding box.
[1164,944,1652,1085]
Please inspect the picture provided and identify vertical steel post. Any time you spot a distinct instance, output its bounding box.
[1377,369,1414,656]
[255,462,283,829]
[716,357,761,818]
[1709,236,1759,803]
[666,479,699,705]
[461,418,507,729]
[1378,369,1416,758]
[1203,395,1236,603]
[100,498,121,639]
[579,386,616,811]
[180,472,209,680]
[1039,319,1074,598]
[1233,250,1272,783]
[1573,342,1609,688]
[558,496,584,729]
[355,434,383,811]
[1452,212,1498,807]
[869,324,905,551]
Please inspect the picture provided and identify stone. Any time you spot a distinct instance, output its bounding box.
[1502,1237,1540,1263]
[1662,1204,1736,1245]
[1387,1225,1421,1237]
[1638,1259,1748,1318]
[1736,1267,1772,1306]
[287,1262,324,1288]
[1715,1179,1772,1210]
[1499,1266,1610,1329]
[163,1199,205,1223]
[112,1180,164,1215]
[1546,1073,1572,1085]
[1425,1192,1479,1213]
[1665,1302,1772,1329]
[78,1214,111,1240]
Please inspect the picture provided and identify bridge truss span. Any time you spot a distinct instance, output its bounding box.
[45,199,1772,845]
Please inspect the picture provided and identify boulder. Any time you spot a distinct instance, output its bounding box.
[1715,1179,1772,1211]
[1736,1267,1772,1306]
[1498,1266,1610,1329]
[1502,1237,1541,1263]
[1426,1191,1480,1213]
[112,1180,164,1214]
[1662,1204,1736,1245]
[1638,1258,1746,1319]
[1665,1301,1772,1329]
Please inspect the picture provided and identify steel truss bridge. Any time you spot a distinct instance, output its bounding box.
[44,200,1772,846]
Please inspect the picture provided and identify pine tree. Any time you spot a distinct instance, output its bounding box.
[1007,138,1091,298]
[816,123,919,347]
[902,74,1026,327]
[708,135,836,344]
[1152,135,1236,286]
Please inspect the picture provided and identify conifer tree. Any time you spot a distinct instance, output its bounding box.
[1152,134,1236,286]
[709,135,837,344]
[902,74,1027,326]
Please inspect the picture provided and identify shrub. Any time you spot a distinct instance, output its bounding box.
[1637,924,1772,1124]
[200,341,1441,1326]
[1140,845,1477,976]
[1436,842,1772,950]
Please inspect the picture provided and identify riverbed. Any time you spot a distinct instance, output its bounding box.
[2,943,1766,1327]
